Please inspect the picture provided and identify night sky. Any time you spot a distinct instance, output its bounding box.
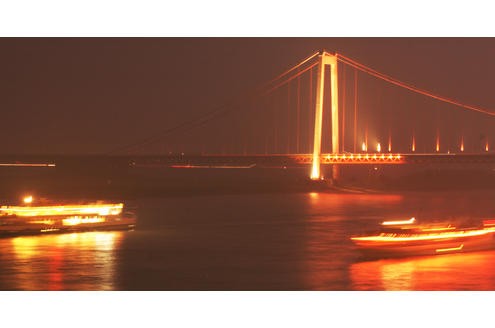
[1,38,495,155]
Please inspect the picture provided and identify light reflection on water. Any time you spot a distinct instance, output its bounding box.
[303,192,404,290]
[349,250,495,290]
[302,190,495,290]
[2,190,495,290]
[2,231,122,290]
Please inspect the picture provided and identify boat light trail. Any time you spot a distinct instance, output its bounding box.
[382,217,416,226]
[436,244,464,253]
[0,204,124,217]
[0,163,56,167]
[351,229,493,243]
[62,216,106,226]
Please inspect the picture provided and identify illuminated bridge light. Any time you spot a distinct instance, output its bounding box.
[436,130,440,152]
[376,143,381,152]
[362,142,367,152]
[296,153,407,165]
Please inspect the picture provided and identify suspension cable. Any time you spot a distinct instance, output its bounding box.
[337,53,495,117]
[107,52,321,154]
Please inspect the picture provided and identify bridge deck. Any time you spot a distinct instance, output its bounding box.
[129,153,495,168]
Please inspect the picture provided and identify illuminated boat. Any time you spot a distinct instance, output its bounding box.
[351,217,495,258]
[0,196,136,235]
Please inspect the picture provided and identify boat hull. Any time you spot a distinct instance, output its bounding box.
[352,231,495,259]
[0,217,136,236]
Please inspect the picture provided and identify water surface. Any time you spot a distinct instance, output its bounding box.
[2,190,495,290]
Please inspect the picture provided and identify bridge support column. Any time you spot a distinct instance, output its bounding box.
[311,51,339,181]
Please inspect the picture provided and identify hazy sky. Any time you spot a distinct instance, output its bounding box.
[1,38,494,154]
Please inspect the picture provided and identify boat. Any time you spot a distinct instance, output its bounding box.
[350,217,495,258]
[0,195,136,236]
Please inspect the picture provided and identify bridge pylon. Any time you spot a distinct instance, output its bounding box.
[311,51,339,181]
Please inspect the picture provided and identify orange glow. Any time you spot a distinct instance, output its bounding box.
[376,143,381,152]
[486,141,489,152]
[436,131,440,152]
[23,196,33,204]
[460,136,464,152]
[350,250,495,291]
[361,142,367,152]
[483,219,495,226]
[411,135,416,152]
[382,217,415,226]
[310,164,320,180]
[0,203,124,217]
[9,231,122,290]
[309,192,319,202]
[62,216,106,226]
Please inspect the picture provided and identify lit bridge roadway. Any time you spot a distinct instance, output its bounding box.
[132,153,495,169]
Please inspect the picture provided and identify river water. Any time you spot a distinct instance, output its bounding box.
[2,189,495,290]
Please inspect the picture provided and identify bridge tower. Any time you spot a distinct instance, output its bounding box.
[310,51,339,181]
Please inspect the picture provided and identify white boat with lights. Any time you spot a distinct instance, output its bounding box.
[0,196,136,235]
[351,217,495,258]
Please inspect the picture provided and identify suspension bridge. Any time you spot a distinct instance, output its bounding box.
[110,50,495,183]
